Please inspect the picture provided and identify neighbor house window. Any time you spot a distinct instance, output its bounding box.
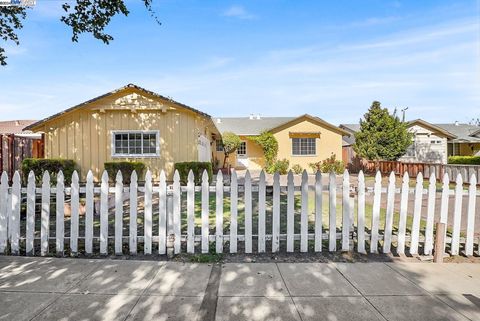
[292,138,316,156]
[216,139,224,152]
[112,131,159,157]
[237,141,247,155]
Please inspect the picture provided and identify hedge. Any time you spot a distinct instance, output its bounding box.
[448,156,480,165]
[104,161,146,184]
[21,158,77,185]
[174,162,213,185]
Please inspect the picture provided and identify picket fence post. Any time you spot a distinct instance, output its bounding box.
[357,171,366,254]
[272,172,280,252]
[424,172,436,255]
[10,172,20,255]
[329,171,336,252]
[439,172,450,252]
[301,170,309,252]
[70,171,80,256]
[397,172,409,254]
[410,172,423,255]
[201,170,209,253]
[129,170,138,255]
[173,170,181,254]
[0,172,8,254]
[286,170,294,252]
[56,170,65,255]
[115,171,123,255]
[451,173,463,255]
[258,170,266,253]
[85,171,94,255]
[187,170,195,254]
[383,171,395,254]
[100,170,109,255]
[465,174,477,256]
[244,170,252,253]
[370,171,381,254]
[144,170,153,255]
[41,171,50,256]
[342,170,350,252]
[216,170,224,254]
[26,171,35,255]
[158,170,167,255]
[230,169,238,253]
[314,170,322,252]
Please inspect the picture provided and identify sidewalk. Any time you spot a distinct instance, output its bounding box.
[0,257,479,321]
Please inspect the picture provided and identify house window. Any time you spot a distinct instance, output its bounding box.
[237,141,247,155]
[430,140,442,144]
[292,138,316,156]
[112,131,159,157]
[216,139,224,152]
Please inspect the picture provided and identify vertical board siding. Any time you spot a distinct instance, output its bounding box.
[0,170,478,257]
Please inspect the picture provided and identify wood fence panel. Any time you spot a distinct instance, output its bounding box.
[100,171,108,255]
[286,171,294,252]
[129,171,138,255]
[301,170,309,252]
[329,172,337,252]
[41,171,50,256]
[144,170,153,255]
[201,170,209,253]
[410,173,424,255]
[272,172,280,252]
[465,174,477,256]
[230,170,238,253]
[85,171,94,254]
[383,172,395,254]
[187,170,195,254]
[0,172,7,253]
[342,170,350,251]
[315,171,323,252]
[244,170,252,253]
[56,171,65,255]
[397,172,409,254]
[115,171,123,255]
[424,173,436,255]
[258,170,266,253]
[370,171,382,254]
[158,170,167,255]
[357,171,366,254]
[451,174,463,255]
[215,170,223,254]
[26,171,35,255]
[70,171,80,256]
[173,170,181,254]
[10,172,20,255]
[439,172,450,252]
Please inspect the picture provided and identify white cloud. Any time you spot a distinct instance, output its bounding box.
[222,5,256,20]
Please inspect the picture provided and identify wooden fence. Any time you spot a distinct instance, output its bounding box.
[360,160,480,185]
[0,169,478,257]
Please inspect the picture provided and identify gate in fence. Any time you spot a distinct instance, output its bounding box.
[0,168,478,257]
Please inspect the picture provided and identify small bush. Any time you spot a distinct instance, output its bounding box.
[292,164,303,174]
[21,158,77,185]
[174,162,213,185]
[448,156,480,165]
[309,154,345,174]
[267,158,289,175]
[104,161,146,184]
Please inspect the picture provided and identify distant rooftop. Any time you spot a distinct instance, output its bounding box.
[0,120,38,135]
[214,116,296,135]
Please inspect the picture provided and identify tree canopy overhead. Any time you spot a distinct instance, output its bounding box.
[353,101,413,161]
[0,0,161,65]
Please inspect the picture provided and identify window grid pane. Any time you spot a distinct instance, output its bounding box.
[237,142,247,155]
[292,138,316,155]
[114,132,158,156]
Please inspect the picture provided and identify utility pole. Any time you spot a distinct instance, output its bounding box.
[401,107,409,122]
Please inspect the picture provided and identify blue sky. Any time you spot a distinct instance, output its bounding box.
[0,0,479,125]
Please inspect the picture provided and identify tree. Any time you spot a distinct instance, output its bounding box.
[249,131,278,171]
[0,0,160,65]
[353,101,413,161]
[221,132,241,168]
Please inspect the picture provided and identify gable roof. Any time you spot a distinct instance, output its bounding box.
[25,84,211,131]
[435,123,480,143]
[0,120,38,134]
[407,119,457,139]
[215,114,349,136]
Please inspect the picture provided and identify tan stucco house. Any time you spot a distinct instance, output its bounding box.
[214,114,349,172]
[24,84,219,181]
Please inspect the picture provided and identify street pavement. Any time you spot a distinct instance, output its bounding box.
[0,256,479,321]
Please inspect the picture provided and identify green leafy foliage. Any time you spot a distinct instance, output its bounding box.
[174,162,213,185]
[448,156,480,165]
[291,164,303,174]
[21,158,77,185]
[353,101,413,161]
[0,7,27,65]
[104,161,145,184]
[268,158,289,175]
[249,131,279,170]
[220,132,242,167]
[309,154,344,174]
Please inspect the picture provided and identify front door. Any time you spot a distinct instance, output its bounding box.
[236,141,249,168]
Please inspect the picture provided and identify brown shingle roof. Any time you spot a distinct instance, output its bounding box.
[0,120,38,134]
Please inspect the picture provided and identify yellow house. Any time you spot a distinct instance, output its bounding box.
[214,114,349,172]
[25,84,219,181]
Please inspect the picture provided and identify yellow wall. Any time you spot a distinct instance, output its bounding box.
[31,88,218,181]
[214,117,344,173]
[459,143,480,156]
[272,118,343,172]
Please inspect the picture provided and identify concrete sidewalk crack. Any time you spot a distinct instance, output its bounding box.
[196,263,222,321]
[275,263,304,321]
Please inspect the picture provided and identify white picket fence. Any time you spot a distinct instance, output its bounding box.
[0,168,478,257]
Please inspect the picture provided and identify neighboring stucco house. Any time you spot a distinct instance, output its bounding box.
[340,119,456,164]
[214,114,349,172]
[25,84,219,181]
[435,123,480,157]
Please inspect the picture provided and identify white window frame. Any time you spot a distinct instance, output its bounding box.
[111,130,160,158]
[291,138,316,156]
[237,141,247,156]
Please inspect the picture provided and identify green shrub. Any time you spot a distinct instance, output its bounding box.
[249,131,279,170]
[104,161,146,184]
[292,164,303,174]
[267,158,289,175]
[21,158,77,185]
[309,154,345,174]
[174,162,213,185]
[448,156,480,165]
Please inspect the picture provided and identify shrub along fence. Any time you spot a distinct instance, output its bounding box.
[0,169,478,257]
